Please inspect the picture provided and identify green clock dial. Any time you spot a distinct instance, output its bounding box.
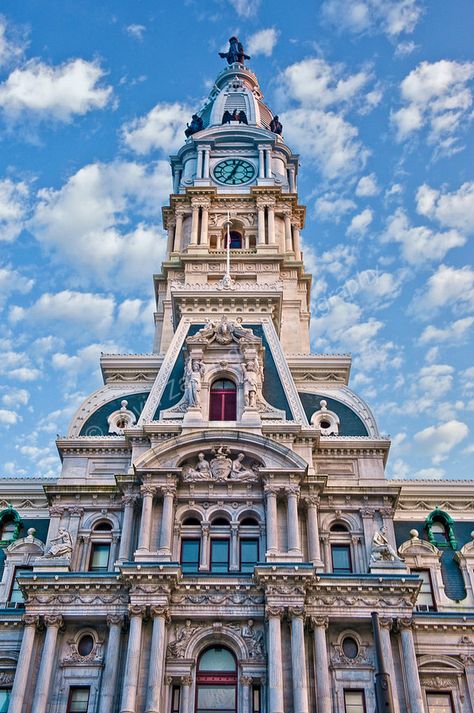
[213,158,256,185]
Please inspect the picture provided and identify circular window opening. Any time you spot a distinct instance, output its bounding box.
[320,420,331,429]
[78,634,94,657]
[342,636,358,659]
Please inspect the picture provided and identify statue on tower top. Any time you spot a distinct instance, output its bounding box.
[219,36,250,65]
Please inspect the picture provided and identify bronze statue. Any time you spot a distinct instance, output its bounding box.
[219,36,250,65]
[270,115,283,135]
[185,114,203,138]
[222,110,232,124]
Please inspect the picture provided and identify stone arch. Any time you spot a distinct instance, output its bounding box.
[208,508,232,524]
[81,511,121,532]
[184,624,249,661]
[237,508,263,524]
[177,507,204,524]
[321,512,360,533]
[418,654,465,673]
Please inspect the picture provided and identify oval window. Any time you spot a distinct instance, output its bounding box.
[78,634,94,657]
[342,636,358,659]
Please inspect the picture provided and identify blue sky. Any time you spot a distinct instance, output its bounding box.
[0,0,473,480]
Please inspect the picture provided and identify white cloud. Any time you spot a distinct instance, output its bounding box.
[0,265,33,306]
[30,161,170,287]
[0,350,41,382]
[419,317,474,345]
[347,208,373,236]
[392,60,474,153]
[394,40,417,57]
[0,58,112,122]
[122,102,193,155]
[0,16,25,67]
[1,387,29,409]
[10,290,115,336]
[315,194,356,221]
[8,367,41,382]
[0,178,29,241]
[414,419,469,464]
[412,467,446,480]
[345,269,403,307]
[416,182,474,234]
[126,24,145,41]
[412,264,474,318]
[356,173,379,196]
[229,0,260,17]
[321,0,422,37]
[382,209,465,264]
[0,408,18,425]
[247,28,279,57]
[311,244,357,280]
[52,342,121,386]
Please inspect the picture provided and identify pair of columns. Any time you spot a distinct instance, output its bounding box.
[137,483,176,556]
[264,484,302,557]
[120,605,169,713]
[257,201,276,246]
[257,145,272,179]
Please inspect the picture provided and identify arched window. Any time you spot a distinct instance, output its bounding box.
[0,508,21,545]
[425,508,457,549]
[196,646,237,713]
[229,231,242,249]
[330,523,348,533]
[209,379,237,421]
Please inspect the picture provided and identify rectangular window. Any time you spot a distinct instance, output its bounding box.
[210,539,229,573]
[252,685,261,713]
[413,569,435,611]
[344,689,366,713]
[171,685,180,713]
[331,544,352,574]
[181,539,200,573]
[88,543,110,572]
[9,567,32,605]
[426,692,454,713]
[67,687,90,713]
[0,689,10,713]
[240,539,259,573]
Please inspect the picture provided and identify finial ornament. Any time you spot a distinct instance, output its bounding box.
[219,36,250,65]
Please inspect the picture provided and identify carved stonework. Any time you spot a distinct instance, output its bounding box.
[182,446,260,483]
[167,620,200,658]
[242,619,265,658]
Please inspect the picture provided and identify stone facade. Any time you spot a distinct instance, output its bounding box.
[1,49,473,713]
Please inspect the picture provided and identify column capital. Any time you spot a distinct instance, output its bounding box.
[128,604,147,619]
[49,506,65,517]
[202,521,210,534]
[303,494,320,508]
[43,614,63,629]
[122,493,139,506]
[397,617,414,631]
[285,484,300,497]
[68,506,84,517]
[287,605,305,620]
[360,507,376,518]
[265,605,285,620]
[140,484,156,497]
[175,205,188,217]
[22,614,40,628]
[181,675,193,686]
[309,615,329,630]
[159,484,177,497]
[107,614,124,627]
[379,617,393,630]
[150,605,170,622]
[240,675,253,686]
[264,483,279,495]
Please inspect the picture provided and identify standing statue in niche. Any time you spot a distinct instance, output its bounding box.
[45,528,73,559]
[370,527,400,563]
[219,36,250,65]
[242,357,260,408]
[183,358,205,407]
[242,619,265,658]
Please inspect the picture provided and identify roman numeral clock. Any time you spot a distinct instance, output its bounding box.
[213,158,256,185]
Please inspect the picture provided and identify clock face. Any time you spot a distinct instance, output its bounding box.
[213,159,256,185]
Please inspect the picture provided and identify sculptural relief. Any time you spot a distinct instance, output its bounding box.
[182,446,259,483]
[370,527,402,563]
[183,358,205,408]
[45,528,73,559]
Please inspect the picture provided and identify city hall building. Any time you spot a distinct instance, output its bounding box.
[1,40,474,713]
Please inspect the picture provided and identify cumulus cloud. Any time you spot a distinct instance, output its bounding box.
[122,102,193,155]
[0,178,29,241]
[356,173,380,197]
[0,15,25,67]
[30,161,170,287]
[321,0,422,38]
[0,350,41,381]
[412,264,474,318]
[347,208,373,236]
[392,60,474,153]
[0,58,112,122]
[52,341,121,387]
[414,419,469,464]
[0,408,18,425]
[9,290,116,336]
[126,24,145,41]
[394,40,418,58]
[344,269,403,308]
[416,182,474,234]
[382,209,465,264]
[0,265,33,306]
[315,194,356,221]
[419,317,474,345]
[1,387,29,409]
[229,0,261,17]
[246,28,279,57]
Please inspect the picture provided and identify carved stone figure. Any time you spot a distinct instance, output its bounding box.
[45,528,73,559]
[188,315,259,345]
[167,619,198,658]
[242,619,264,658]
[184,114,203,137]
[242,358,259,407]
[219,36,250,65]
[230,453,258,482]
[370,527,400,562]
[182,452,211,481]
[183,358,205,407]
[210,445,233,480]
[270,115,283,134]
[182,448,261,482]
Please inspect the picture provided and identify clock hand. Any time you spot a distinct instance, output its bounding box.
[228,165,239,179]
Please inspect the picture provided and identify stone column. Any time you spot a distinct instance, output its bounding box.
[398,619,424,713]
[320,534,331,572]
[257,202,266,245]
[190,204,200,246]
[265,148,271,178]
[196,148,204,179]
[361,508,375,569]
[266,606,284,713]
[9,615,39,713]
[79,533,91,571]
[292,220,301,260]
[137,484,155,552]
[203,147,210,179]
[200,522,210,570]
[289,166,296,192]
[311,617,331,713]
[230,523,239,571]
[158,484,176,557]
[166,218,176,255]
[264,485,278,555]
[199,202,210,247]
[305,496,322,566]
[31,615,63,713]
[241,675,253,713]
[267,202,276,245]
[98,615,124,713]
[68,506,83,569]
[180,675,192,713]
[283,211,293,252]
[289,608,309,713]
[258,146,265,178]
[145,606,169,713]
[461,655,474,711]
[46,505,64,549]
[286,486,301,555]
[120,606,145,713]
[174,210,184,252]
[118,494,136,562]
[379,618,400,713]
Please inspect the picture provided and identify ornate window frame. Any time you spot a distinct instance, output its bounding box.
[425,508,457,550]
[0,507,22,547]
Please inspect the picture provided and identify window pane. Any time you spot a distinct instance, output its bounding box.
[182,539,200,573]
[344,690,365,713]
[332,545,351,573]
[240,540,258,572]
[197,685,236,710]
[211,540,229,573]
[413,570,434,609]
[89,544,110,571]
[426,692,454,713]
[9,568,31,604]
[0,690,10,713]
[199,647,236,671]
[68,688,90,713]
[1,519,16,541]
